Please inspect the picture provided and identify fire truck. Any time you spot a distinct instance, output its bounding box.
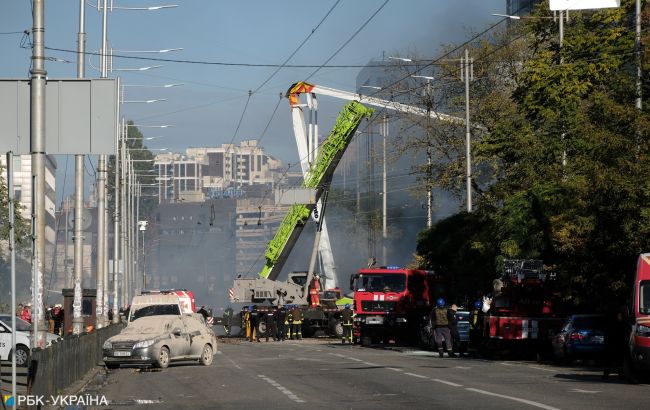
[481,260,564,357]
[624,253,650,382]
[350,267,447,346]
[140,289,196,313]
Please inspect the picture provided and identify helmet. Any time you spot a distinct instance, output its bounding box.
[345,304,351,309]
[293,304,298,308]
[436,298,445,308]
[474,300,482,309]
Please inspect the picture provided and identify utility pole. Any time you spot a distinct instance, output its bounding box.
[72,0,86,335]
[461,48,474,212]
[381,115,388,265]
[636,0,642,112]
[7,152,17,404]
[112,117,121,323]
[30,0,47,348]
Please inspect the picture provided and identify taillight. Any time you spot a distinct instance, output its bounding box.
[569,332,584,341]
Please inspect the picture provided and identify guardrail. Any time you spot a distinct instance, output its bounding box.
[28,324,123,397]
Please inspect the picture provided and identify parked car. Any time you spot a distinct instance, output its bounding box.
[0,315,60,366]
[103,294,217,369]
[552,314,606,362]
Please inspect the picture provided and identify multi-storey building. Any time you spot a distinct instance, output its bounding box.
[507,0,542,15]
[154,140,283,203]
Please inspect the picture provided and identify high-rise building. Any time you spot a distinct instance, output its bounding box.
[507,0,543,15]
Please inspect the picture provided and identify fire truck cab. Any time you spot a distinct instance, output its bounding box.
[626,253,650,380]
[351,267,446,346]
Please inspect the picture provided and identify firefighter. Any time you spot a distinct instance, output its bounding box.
[469,300,482,349]
[448,303,460,357]
[249,305,260,342]
[431,298,453,358]
[242,306,251,339]
[291,304,303,340]
[285,305,294,340]
[265,307,277,342]
[275,305,287,341]
[341,304,354,344]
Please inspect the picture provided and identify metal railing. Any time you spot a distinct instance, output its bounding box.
[28,324,123,397]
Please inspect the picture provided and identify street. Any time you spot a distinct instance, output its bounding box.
[81,339,647,410]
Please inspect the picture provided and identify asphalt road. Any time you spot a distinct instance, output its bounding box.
[81,339,648,410]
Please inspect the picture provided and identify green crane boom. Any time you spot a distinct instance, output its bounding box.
[259,101,373,280]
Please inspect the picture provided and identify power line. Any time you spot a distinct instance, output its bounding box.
[305,0,390,81]
[253,0,341,94]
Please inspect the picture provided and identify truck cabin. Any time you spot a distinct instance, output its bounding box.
[634,254,650,320]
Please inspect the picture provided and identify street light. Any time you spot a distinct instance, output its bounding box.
[127,148,168,151]
[91,2,179,11]
[126,136,165,140]
[112,48,183,53]
[388,56,413,62]
[122,98,167,104]
[122,83,184,88]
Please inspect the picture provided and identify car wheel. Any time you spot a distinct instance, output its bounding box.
[14,345,29,367]
[105,362,120,370]
[199,344,213,366]
[155,346,170,369]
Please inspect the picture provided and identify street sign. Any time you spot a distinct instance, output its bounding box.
[0,78,118,154]
[549,0,620,10]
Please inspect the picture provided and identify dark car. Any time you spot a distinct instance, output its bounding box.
[552,314,606,362]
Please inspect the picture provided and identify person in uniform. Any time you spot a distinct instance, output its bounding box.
[275,305,287,341]
[291,305,303,340]
[341,304,354,344]
[285,305,293,340]
[242,306,251,339]
[249,305,260,342]
[265,307,277,342]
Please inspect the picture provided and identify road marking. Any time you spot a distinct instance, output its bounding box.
[404,372,428,379]
[570,388,601,394]
[528,366,556,373]
[432,378,463,387]
[386,367,403,372]
[348,357,363,362]
[454,366,471,369]
[222,353,242,370]
[363,362,379,366]
[258,375,306,404]
[328,353,346,358]
[465,388,560,410]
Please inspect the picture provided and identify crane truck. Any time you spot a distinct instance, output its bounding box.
[230,81,464,339]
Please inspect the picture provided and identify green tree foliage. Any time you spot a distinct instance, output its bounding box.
[106,121,157,219]
[416,0,650,310]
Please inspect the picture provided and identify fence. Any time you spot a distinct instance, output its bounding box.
[28,324,123,397]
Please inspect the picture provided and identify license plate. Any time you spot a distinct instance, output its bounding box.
[366,316,384,325]
[113,351,131,357]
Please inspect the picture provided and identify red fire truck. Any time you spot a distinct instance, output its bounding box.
[625,253,650,381]
[481,260,564,357]
[140,289,196,314]
[350,267,447,346]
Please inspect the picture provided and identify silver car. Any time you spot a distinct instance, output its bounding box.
[103,313,217,369]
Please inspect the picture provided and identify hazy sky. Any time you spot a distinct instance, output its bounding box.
[1,0,507,200]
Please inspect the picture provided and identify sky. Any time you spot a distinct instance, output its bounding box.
[0,0,507,201]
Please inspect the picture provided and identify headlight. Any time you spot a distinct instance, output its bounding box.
[636,324,650,338]
[134,339,155,349]
[102,340,112,350]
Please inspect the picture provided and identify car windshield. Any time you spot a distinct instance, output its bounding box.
[572,316,604,330]
[0,315,32,331]
[356,274,406,292]
[640,281,650,314]
[130,304,180,322]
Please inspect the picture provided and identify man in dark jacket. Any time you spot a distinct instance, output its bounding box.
[341,304,354,344]
[249,305,261,342]
[275,306,287,341]
[265,307,277,342]
[447,304,460,357]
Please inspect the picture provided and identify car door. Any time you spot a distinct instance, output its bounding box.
[182,314,209,357]
[168,316,190,359]
[0,322,11,360]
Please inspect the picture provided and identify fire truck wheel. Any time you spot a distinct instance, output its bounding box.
[256,322,267,338]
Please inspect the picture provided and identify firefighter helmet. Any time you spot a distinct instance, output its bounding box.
[474,300,482,309]
[345,304,351,309]
[436,298,446,308]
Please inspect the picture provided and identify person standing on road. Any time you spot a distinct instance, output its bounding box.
[275,305,287,341]
[197,305,209,320]
[291,305,303,340]
[242,306,251,339]
[285,305,294,340]
[265,307,277,342]
[448,303,460,357]
[431,298,452,358]
[249,305,261,342]
[341,304,354,344]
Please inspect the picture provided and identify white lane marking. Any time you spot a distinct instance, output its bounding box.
[222,353,242,369]
[258,375,306,404]
[348,357,363,362]
[404,372,428,379]
[454,366,471,369]
[386,367,403,372]
[528,366,556,373]
[465,388,560,410]
[570,388,601,394]
[363,362,379,366]
[328,353,346,358]
[432,378,463,387]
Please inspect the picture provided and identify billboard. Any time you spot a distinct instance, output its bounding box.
[549,0,620,10]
